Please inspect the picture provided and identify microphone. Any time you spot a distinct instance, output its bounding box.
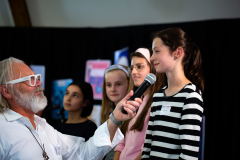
[121,73,156,114]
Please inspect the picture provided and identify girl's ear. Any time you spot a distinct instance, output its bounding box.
[174,47,184,59]
[0,85,12,99]
[83,99,90,107]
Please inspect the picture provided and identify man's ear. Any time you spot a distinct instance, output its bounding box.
[83,99,90,107]
[0,85,12,99]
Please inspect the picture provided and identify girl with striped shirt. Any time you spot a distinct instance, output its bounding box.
[142,28,204,160]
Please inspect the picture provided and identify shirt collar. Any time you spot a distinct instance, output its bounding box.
[3,109,23,122]
[3,109,47,126]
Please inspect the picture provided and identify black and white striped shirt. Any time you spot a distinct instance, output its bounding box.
[142,83,203,160]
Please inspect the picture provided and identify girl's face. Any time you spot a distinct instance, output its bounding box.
[63,85,86,112]
[151,37,175,73]
[131,56,151,87]
[105,70,128,105]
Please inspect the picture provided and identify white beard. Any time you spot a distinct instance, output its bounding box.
[13,87,47,114]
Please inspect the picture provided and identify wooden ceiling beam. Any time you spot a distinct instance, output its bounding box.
[8,0,32,27]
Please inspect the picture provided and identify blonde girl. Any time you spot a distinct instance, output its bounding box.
[101,64,134,160]
[101,64,133,124]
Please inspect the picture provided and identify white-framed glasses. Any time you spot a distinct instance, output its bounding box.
[130,64,148,73]
[6,74,41,86]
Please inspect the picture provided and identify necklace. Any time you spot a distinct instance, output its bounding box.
[24,125,49,160]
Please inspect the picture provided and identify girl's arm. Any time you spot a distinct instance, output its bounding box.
[113,151,121,160]
[179,91,203,159]
[134,152,142,160]
[113,136,125,160]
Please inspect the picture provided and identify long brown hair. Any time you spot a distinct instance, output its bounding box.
[101,65,134,124]
[153,28,204,93]
[120,49,165,135]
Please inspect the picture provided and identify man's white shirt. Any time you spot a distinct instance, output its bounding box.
[0,109,123,160]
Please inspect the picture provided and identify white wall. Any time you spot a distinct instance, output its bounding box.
[1,0,240,27]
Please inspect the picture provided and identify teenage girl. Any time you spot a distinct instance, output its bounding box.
[101,64,134,160]
[55,81,97,141]
[101,64,133,124]
[142,28,204,159]
[114,48,165,160]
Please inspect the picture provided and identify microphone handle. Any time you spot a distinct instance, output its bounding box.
[121,81,151,114]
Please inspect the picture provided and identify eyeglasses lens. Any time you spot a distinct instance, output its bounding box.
[30,75,41,86]
[30,76,35,85]
[130,64,144,73]
[37,75,41,82]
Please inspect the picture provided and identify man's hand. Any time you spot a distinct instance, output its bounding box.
[113,90,142,122]
[107,90,142,142]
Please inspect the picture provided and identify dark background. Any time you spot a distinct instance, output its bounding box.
[1,18,240,159]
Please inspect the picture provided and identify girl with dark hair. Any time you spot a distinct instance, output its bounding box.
[114,48,165,160]
[142,28,204,159]
[55,81,97,141]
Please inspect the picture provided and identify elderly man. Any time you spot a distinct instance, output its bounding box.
[0,57,141,160]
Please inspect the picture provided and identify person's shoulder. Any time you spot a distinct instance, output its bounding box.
[184,83,202,94]
[183,84,204,110]
[183,83,203,101]
[0,113,7,125]
[0,113,5,119]
[86,119,97,127]
[55,122,67,129]
[85,119,97,128]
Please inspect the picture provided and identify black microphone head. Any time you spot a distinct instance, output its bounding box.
[145,73,156,85]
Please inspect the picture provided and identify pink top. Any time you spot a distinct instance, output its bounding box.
[114,94,151,160]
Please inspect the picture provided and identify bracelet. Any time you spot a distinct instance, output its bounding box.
[109,112,124,126]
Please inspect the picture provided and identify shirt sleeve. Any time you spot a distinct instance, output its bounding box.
[179,91,203,160]
[114,137,125,152]
[60,121,124,160]
[141,107,154,159]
